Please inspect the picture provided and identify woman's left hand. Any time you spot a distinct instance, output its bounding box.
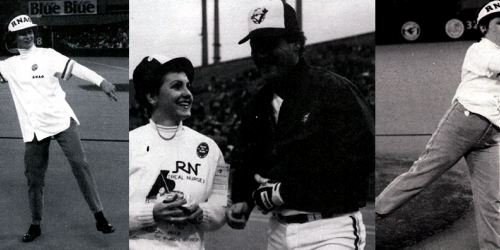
[182,204,204,224]
[100,79,117,101]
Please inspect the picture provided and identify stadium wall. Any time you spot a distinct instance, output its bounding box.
[0,0,128,56]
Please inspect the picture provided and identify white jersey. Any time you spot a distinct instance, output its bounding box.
[453,38,500,127]
[129,120,226,250]
[0,46,102,142]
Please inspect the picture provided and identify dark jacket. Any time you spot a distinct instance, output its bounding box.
[230,59,375,214]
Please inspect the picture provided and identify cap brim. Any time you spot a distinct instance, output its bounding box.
[478,12,500,24]
[238,34,251,45]
[238,28,288,44]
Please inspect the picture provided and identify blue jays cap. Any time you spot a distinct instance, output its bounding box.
[238,0,300,45]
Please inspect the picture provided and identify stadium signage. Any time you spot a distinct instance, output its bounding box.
[29,1,97,16]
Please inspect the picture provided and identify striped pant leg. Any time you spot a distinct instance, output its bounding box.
[267,211,366,250]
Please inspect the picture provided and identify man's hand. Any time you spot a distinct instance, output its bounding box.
[252,174,284,213]
[100,79,117,101]
[226,202,252,229]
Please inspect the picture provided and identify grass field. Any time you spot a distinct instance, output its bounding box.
[0,56,129,250]
[375,157,473,250]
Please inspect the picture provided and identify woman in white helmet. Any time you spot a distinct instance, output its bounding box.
[376,1,500,249]
[0,13,117,242]
[129,55,227,250]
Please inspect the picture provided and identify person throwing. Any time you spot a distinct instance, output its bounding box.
[0,13,117,242]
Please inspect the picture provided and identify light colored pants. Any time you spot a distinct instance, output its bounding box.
[376,101,500,249]
[267,211,365,250]
[24,118,103,224]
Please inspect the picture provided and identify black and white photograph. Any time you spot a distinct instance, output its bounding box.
[7,0,500,249]
[0,1,129,249]
[375,0,500,249]
[129,0,375,250]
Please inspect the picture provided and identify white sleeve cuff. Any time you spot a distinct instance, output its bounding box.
[66,62,104,86]
[197,202,227,231]
[129,203,156,231]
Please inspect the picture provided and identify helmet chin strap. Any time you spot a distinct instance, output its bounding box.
[5,41,35,55]
[4,42,18,54]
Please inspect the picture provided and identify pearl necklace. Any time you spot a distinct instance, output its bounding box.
[156,124,180,141]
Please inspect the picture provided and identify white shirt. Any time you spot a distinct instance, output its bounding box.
[0,46,103,142]
[129,120,226,250]
[271,92,283,123]
[453,38,500,127]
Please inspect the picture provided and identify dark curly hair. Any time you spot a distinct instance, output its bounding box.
[133,57,194,117]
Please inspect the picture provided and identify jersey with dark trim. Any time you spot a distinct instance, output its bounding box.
[0,46,79,142]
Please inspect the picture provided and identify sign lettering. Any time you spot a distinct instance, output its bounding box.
[29,1,97,16]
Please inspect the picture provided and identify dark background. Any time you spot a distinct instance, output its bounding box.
[376,0,490,44]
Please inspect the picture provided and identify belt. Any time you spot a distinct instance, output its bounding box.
[273,210,357,224]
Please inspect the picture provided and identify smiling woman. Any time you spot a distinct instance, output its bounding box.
[129,56,228,250]
[133,56,194,126]
[148,70,193,128]
[14,28,34,50]
[152,72,193,126]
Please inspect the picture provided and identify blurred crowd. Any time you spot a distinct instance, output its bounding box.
[130,37,375,160]
[56,24,128,49]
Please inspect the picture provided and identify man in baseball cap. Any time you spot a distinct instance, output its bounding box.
[227,1,375,249]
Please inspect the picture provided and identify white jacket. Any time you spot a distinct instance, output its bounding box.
[453,38,500,127]
[0,45,104,142]
[129,120,227,250]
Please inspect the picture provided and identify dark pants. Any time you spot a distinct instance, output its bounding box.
[24,118,103,224]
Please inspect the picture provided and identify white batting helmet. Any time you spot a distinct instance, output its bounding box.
[477,0,500,25]
[7,14,37,33]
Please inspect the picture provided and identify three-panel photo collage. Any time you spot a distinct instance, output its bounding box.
[0,0,499,249]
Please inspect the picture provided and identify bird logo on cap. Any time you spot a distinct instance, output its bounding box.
[251,8,268,24]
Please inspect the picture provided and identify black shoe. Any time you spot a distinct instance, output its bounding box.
[22,225,41,242]
[96,222,115,234]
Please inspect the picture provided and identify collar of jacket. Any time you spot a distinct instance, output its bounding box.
[18,45,36,59]
[272,57,308,99]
